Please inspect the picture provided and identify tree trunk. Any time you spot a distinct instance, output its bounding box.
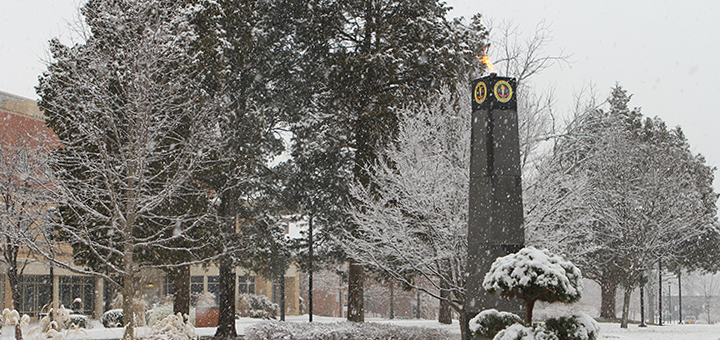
[7,247,22,340]
[171,265,190,316]
[459,306,468,340]
[308,214,313,322]
[525,299,536,325]
[122,271,135,340]
[388,280,395,319]
[416,290,421,319]
[347,260,364,322]
[214,256,237,339]
[439,281,452,324]
[599,274,618,320]
[620,286,632,328]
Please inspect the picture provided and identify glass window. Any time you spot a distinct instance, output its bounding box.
[190,276,204,305]
[19,275,52,316]
[207,276,219,305]
[162,276,174,297]
[104,279,117,312]
[59,275,95,315]
[15,150,28,174]
[238,275,255,295]
[271,278,284,304]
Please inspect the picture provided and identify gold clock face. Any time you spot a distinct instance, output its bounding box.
[474,81,488,105]
[494,80,513,103]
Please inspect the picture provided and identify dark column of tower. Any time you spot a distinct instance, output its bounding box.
[465,74,525,338]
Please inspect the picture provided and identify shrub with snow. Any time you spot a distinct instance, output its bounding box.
[67,314,87,329]
[483,247,583,323]
[544,314,599,340]
[146,301,175,327]
[237,294,279,319]
[245,321,449,340]
[101,309,124,328]
[143,313,197,340]
[493,323,558,340]
[469,309,524,339]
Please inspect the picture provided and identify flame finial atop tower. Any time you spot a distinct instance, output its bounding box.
[478,47,496,75]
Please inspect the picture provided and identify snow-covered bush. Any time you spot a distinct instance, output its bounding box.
[544,314,599,340]
[30,305,73,336]
[54,305,71,328]
[483,247,583,323]
[109,292,149,326]
[143,313,197,340]
[146,301,175,327]
[493,323,558,340]
[101,309,124,328]
[67,315,87,329]
[237,294,278,319]
[469,309,524,339]
[245,321,449,340]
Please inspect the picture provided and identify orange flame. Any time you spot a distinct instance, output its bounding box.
[478,48,495,74]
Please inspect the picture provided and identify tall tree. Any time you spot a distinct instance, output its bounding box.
[340,85,472,336]
[286,1,488,321]
[187,0,296,337]
[36,1,217,339]
[525,84,719,328]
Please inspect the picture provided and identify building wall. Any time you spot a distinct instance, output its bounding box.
[298,268,443,320]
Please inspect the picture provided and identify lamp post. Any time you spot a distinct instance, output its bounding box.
[639,270,647,327]
[678,271,683,324]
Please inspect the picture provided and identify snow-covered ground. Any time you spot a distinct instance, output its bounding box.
[16,315,720,339]
[597,322,720,340]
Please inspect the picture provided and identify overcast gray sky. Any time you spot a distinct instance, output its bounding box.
[447,0,720,180]
[2,0,719,187]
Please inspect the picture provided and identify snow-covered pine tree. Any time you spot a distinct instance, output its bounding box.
[187,1,297,337]
[285,1,488,322]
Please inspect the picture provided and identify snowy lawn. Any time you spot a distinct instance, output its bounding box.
[18,316,720,340]
[597,322,720,340]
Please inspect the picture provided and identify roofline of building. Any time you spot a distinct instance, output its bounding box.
[0,90,44,121]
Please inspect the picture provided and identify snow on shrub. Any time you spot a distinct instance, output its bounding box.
[544,314,599,340]
[27,306,89,340]
[469,309,524,339]
[146,301,175,326]
[493,323,558,340]
[237,294,279,319]
[483,247,583,323]
[244,321,449,340]
[101,309,124,328]
[143,313,197,340]
[67,314,87,329]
